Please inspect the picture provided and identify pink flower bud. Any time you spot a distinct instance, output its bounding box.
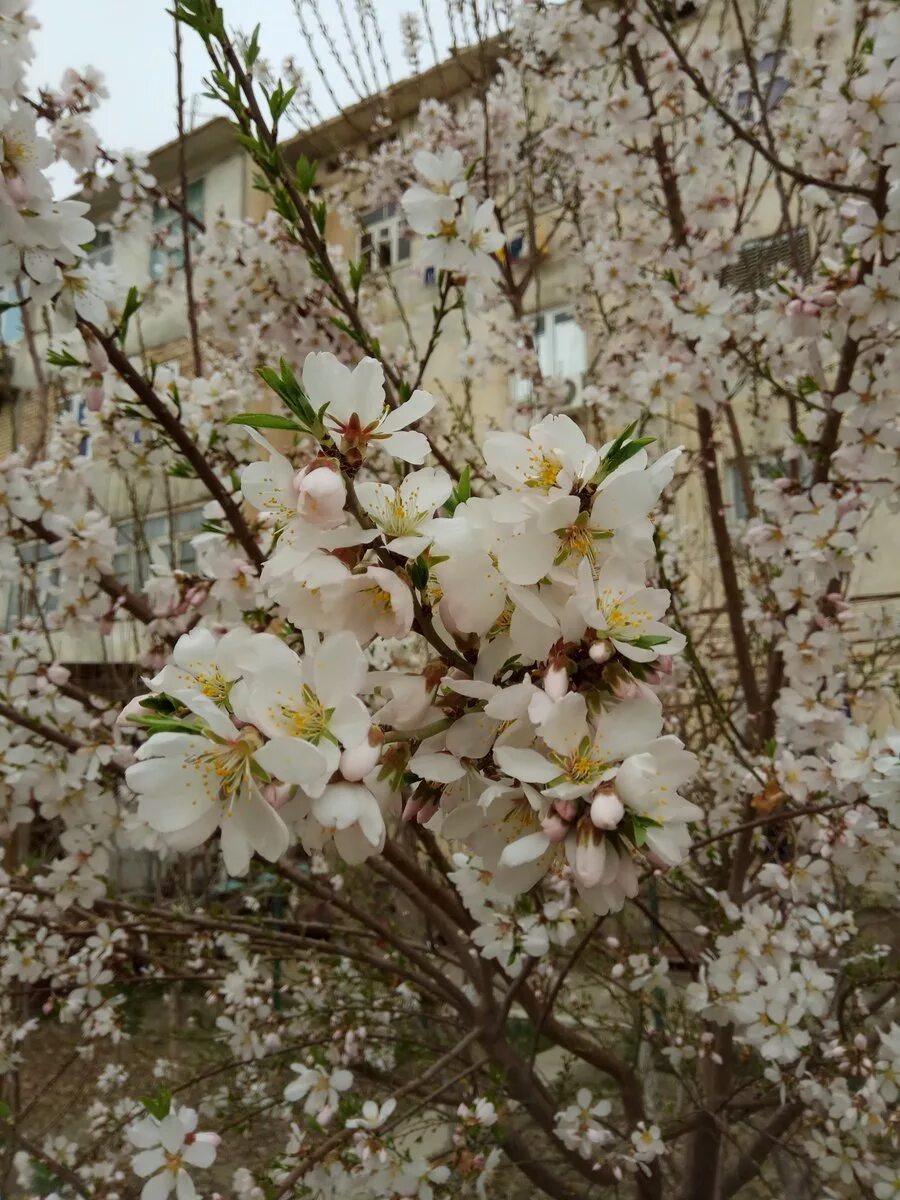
[402,796,424,822]
[553,798,578,822]
[589,640,612,664]
[543,663,568,700]
[84,336,108,374]
[657,655,673,675]
[416,801,438,824]
[84,384,104,412]
[263,783,292,810]
[340,731,382,782]
[46,663,71,686]
[644,670,662,685]
[6,175,27,205]
[541,814,569,843]
[294,465,346,528]
[610,674,640,700]
[590,787,624,830]
[785,298,804,316]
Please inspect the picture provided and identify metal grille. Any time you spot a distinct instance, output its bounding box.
[721,227,811,298]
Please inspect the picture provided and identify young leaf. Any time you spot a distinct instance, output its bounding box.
[227,413,305,431]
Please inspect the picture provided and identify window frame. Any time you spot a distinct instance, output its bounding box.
[359,203,412,273]
[149,179,205,280]
[513,306,588,410]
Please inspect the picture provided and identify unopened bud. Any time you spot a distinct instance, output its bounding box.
[84,335,109,374]
[263,782,292,810]
[340,729,383,781]
[553,798,578,822]
[589,640,612,664]
[543,663,569,700]
[47,664,71,686]
[541,813,569,843]
[590,786,624,830]
[84,384,104,412]
[294,464,346,528]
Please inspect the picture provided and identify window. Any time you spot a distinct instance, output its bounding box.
[85,228,113,268]
[150,179,205,280]
[71,394,91,457]
[4,542,58,630]
[726,454,810,522]
[115,506,205,591]
[721,227,811,299]
[514,308,587,409]
[0,288,24,344]
[360,203,411,271]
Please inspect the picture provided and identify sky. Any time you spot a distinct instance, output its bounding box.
[28,0,469,195]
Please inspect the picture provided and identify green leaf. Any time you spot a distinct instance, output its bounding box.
[630,633,671,649]
[140,1088,172,1121]
[127,715,205,736]
[116,286,142,344]
[295,154,318,195]
[409,558,430,591]
[444,464,472,514]
[244,23,261,68]
[227,412,305,431]
[257,360,318,426]
[348,258,366,292]
[47,348,85,368]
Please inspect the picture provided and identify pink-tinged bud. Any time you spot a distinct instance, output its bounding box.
[553,798,578,822]
[46,663,71,686]
[574,816,607,889]
[84,384,104,412]
[590,787,624,830]
[340,730,383,782]
[818,290,837,307]
[84,336,108,374]
[6,175,27,205]
[185,585,206,607]
[543,663,569,700]
[785,298,804,316]
[610,674,640,700]
[116,694,153,726]
[416,801,438,824]
[263,782,292,810]
[589,640,612,664]
[541,813,569,843]
[294,465,346,528]
[402,796,424,822]
[657,655,673,676]
[644,670,662,685]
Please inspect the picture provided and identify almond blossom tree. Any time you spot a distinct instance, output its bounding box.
[0,2,898,1199]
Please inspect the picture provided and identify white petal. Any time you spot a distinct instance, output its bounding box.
[499,831,551,867]
[255,736,329,787]
[378,430,431,464]
[132,1149,166,1178]
[494,746,558,783]
[410,751,466,782]
[380,389,434,432]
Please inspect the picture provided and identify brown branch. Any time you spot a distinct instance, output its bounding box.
[79,323,263,570]
[721,1102,805,1197]
[174,15,203,378]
